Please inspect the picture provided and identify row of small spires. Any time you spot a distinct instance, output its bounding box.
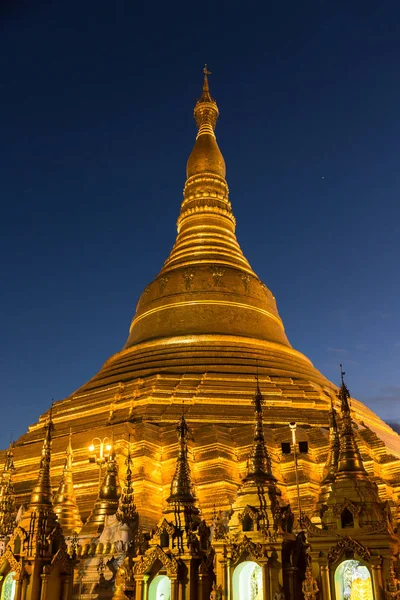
[0,368,366,539]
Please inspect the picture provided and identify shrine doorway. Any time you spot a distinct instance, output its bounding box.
[148,574,171,600]
[0,572,16,600]
[232,561,263,600]
[334,559,373,600]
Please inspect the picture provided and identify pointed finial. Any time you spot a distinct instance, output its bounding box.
[193,64,219,136]
[244,378,276,483]
[0,441,16,537]
[116,434,138,526]
[338,364,352,414]
[336,368,367,478]
[168,413,196,504]
[53,430,83,535]
[18,406,58,540]
[203,64,212,94]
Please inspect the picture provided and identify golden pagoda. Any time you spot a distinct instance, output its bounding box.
[2,67,400,599]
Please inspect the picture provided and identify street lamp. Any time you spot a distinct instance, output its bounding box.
[88,437,113,488]
[289,422,303,527]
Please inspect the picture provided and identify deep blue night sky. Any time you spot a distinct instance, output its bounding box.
[1,0,399,446]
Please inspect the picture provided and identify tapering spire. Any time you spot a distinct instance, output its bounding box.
[0,442,16,537]
[82,444,121,535]
[116,436,138,526]
[18,406,60,543]
[28,407,55,509]
[243,378,276,483]
[336,366,367,478]
[167,413,196,504]
[54,431,83,535]
[124,67,290,353]
[193,64,219,138]
[322,397,340,483]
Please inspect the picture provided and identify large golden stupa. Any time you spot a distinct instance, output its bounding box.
[9,70,400,531]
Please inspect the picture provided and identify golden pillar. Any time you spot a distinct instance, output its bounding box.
[261,562,269,600]
[217,555,228,598]
[370,560,383,600]
[21,575,28,600]
[135,577,144,600]
[62,576,71,600]
[39,574,49,600]
[178,579,183,600]
[170,576,178,600]
[142,574,150,600]
[227,560,232,600]
[320,563,331,600]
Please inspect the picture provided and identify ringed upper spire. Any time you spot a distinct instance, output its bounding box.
[123,66,292,350]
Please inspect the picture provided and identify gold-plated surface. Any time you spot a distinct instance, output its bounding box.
[123,69,291,350]
[0,443,16,537]
[53,432,83,535]
[2,71,400,538]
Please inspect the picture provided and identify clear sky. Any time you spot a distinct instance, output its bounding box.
[1,0,399,447]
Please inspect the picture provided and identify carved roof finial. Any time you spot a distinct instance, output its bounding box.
[336,367,367,478]
[28,406,55,510]
[116,434,138,527]
[0,441,16,537]
[243,377,276,483]
[167,413,196,504]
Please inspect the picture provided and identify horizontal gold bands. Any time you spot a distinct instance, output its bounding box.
[129,299,284,334]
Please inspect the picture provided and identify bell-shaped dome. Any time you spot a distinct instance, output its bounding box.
[124,69,293,353]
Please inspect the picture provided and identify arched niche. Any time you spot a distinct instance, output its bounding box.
[334,559,374,600]
[242,514,254,532]
[1,571,16,600]
[341,508,354,529]
[232,561,263,600]
[160,532,169,548]
[148,574,171,600]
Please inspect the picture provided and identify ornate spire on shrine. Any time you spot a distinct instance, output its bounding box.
[322,397,340,483]
[53,431,83,535]
[116,436,138,527]
[336,366,368,479]
[167,413,196,505]
[18,407,60,548]
[82,445,121,535]
[0,442,16,537]
[243,378,276,484]
[28,408,55,510]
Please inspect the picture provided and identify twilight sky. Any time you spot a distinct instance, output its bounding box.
[1,0,400,447]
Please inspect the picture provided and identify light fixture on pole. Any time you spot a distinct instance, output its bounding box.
[88,436,112,488]
[289,422,302,527]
